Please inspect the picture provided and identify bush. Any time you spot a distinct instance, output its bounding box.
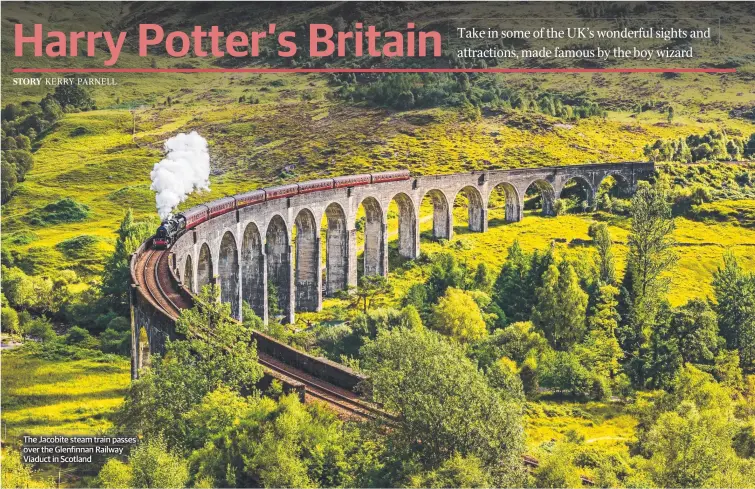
[55,235,100,260]
[539,350,594,399]
[100,327,130,355]
[26,198,90,226]
[66,325,98,348]
[26,317,57,342]
[2,306,20,335]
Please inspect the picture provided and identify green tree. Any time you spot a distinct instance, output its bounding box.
[1,158,18,202]
[532,259,588,350]
[533,443,583,489]
[53,82,95,110]
[360,327,525,484]
[576,285,622,378]
[588,222,616,284]
[118,287,263,448]
[98,459,133,489]
[493,241,533,323]
[431,287,488,343]
[408,453,493,488]
[129,436,189,489]
[668,299,720,366]
[622,181,677,362]
[101,210,160,315]
[426,252,466,301]
[712,252,755,369]
[646,402,737,488]
[349,275,393,314]
[0,449,53,488]
[188,392,367,488]
[470,321,547,368]
[485,357,524,401]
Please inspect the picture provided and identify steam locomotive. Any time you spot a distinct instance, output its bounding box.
[153,170,411,249]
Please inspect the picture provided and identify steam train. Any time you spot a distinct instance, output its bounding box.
[153,170,411,249]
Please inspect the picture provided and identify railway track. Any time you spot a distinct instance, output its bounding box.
[257,353,387,420]
[136,244,380,420]
[135,244,596,482]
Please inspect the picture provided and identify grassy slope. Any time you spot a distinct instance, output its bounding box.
[0,347,130,440]
[2,0,754,467]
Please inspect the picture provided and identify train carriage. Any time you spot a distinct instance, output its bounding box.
[181,205,210,230]
[298,178,334,194]
[235,189,265,209]
[333,174,371,189]
[265,184,299,201]
[207,196,236,219]
[371,170,411,184]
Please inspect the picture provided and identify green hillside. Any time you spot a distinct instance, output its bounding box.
[2,2,755,487]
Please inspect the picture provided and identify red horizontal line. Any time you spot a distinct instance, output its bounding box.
[12,67,736,74]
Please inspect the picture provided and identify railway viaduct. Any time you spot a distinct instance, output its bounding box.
[131,161,654,366]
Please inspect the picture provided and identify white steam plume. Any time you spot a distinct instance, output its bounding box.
[150,131,211,220]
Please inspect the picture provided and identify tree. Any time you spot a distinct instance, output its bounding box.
[100,210,160,314]
[349,275,393,314]
[668,299,720,366]
[533,444,583,488]
[408,454,493,488]
[0,449,53,488]
[588,222,616,284]
[360,327,525,484]
[493,241,534,323]
[470,321,547,368]
[646,402,737,488]
[431,287,487,343]
[623,181,677,357]
[532,259,588,350]
[40,94,63,122]
[53,82,95,110]
[576,285,622,378]
[129,436,189,488]
[426,252,466,301]
[485,357,524,401]
[98,459,133,489]
[118,287,263,448]
[473,262,493,291]
[188,392,367,488]
[1,158,18,202]
[712,252,755,369]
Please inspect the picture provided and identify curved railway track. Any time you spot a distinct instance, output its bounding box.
[135,243,594,484]
[136,243,382,421]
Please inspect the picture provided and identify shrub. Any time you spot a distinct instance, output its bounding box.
[66,325,98,348]
[26,198,90,226]
[2,306,20,335]
[26,317,57,342]
[100,327,131,355]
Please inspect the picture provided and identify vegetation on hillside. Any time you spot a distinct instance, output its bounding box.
[2,2,755,487]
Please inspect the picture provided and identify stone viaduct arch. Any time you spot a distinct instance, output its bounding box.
[266,215,292,323]
[294,208,321,312]
[197,243,213,291]
[421,189,452,240]
[162,162,653,326]
[390,192,418,259]
[358,196,385,277]
[218,231,240,319]
[323,202,349,296]
[241,222,266,321]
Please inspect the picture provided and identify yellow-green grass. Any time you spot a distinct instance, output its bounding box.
[525,400,637,454]
[5,90,753,278]
[302,201,755,325]
[0,348,130,443]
